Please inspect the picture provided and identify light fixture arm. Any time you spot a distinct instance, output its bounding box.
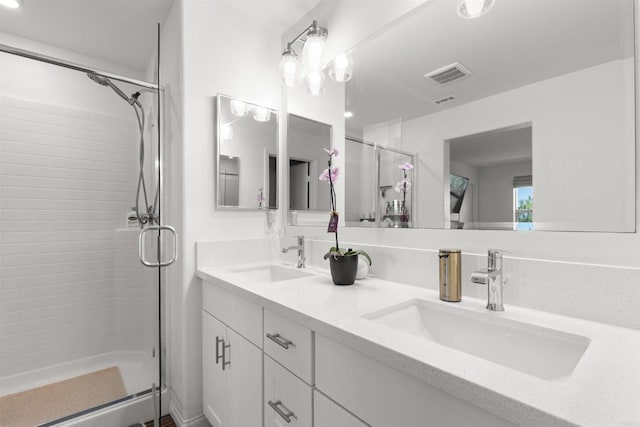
[282,20,328,55]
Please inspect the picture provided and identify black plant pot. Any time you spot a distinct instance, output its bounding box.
[329,254,359,286]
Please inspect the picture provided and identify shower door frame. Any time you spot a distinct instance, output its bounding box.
[0,40,170,426]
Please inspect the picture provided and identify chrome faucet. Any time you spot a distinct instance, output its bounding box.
[471,249,504,311]
[281,235,305,268]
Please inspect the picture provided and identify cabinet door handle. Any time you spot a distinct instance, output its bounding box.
[215,336,224,365]
[222,341,231,370]
[268,400,295,423]
[266,333,293,349]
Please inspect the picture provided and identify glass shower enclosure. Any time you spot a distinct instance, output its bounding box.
[0,35,172,427]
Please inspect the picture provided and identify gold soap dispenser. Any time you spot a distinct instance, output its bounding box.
[439,249,461,302]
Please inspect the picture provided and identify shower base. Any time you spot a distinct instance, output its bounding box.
[0,351,160,426]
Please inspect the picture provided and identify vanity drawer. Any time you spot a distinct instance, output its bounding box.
[203,281,263,348]
[264,309,314,384]
[314,390,369,427]
[264,354,312,427]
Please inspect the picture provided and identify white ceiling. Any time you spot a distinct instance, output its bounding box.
[0,0,319,73]
[346,0,634,133]
[0,0,175,72]
[450,125,532,167]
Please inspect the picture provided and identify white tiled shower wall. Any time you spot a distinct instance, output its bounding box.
[0,96,154,378]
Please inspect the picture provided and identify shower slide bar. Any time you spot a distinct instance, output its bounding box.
[0,43,160,91]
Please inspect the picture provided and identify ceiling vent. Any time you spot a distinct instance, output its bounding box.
[424,63,472,85]
[433,95,456,105]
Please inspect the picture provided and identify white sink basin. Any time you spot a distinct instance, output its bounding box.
[364,299,590,381]
[227,264,313,283]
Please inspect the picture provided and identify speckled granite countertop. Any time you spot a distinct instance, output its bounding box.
[197,262,640,427]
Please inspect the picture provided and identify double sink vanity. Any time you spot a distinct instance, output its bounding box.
[196,244,640,427]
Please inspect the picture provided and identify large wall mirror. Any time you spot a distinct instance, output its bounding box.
[287,114,332,211]
[216,94,278,209]
[344,0,635,232]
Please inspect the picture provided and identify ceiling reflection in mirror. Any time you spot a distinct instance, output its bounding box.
[345,0,635,232]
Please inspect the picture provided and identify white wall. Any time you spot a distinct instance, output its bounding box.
[402,58,634,231]
[0,89,148,378]
[477,160,532,223]
[168,0,287,422]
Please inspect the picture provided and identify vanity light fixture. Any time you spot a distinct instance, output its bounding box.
[280,20,354,95]
[230,99,250,117]
[344,111,354,118]
[305,70,326,96]
[252,106,271,122]
[302,25,327,72]
[329,53,353,83]
[457,0,494,19]
[279,46,302,87]
[0,0,22,8]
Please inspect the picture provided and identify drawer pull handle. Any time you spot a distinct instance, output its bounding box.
[215,336,223,364]
[268,399,294,423]
[266,333,293,349]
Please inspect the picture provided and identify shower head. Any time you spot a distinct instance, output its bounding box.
[87,73,109,86]
[87,73,139,106]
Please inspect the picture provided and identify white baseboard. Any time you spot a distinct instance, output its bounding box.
[169,399,209,427]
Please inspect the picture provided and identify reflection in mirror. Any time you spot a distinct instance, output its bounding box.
[216,95,278,209]
[344,0,635,232]
[345,137,416,228]
[449,124,532,230]
[287,114,332,212]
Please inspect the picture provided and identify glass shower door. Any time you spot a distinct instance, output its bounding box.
[0,38,171,426]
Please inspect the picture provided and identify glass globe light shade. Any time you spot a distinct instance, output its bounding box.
[457,0,494,19]
[305,71,326,96]
[279,51,301,87]
[328,53,353,82]
[302,33,326,72]
[253,106,271,122]
[229,100,250,117]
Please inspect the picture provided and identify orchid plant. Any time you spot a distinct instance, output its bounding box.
[395,161,413,221]
[319,147,372,264]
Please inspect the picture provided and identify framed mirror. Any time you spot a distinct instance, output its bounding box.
[287,114,332,211]
[216,94,278,209]
[344,0,635,232]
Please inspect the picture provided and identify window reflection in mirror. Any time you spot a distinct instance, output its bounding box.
[448,125,532,230]
[215,95,278,210]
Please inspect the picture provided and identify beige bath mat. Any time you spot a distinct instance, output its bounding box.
[0,366,127,427]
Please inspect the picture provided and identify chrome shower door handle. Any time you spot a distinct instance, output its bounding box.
[139,225,178,267]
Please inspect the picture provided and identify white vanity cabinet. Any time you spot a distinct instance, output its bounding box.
[315,334,515,427]
[202,285,263,427]
[202,279,512,427]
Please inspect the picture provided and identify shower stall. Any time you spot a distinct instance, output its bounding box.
[0,35,173,427]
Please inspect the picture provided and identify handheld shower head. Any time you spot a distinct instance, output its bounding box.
[87,73,137,106]
[87,73,109,86]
